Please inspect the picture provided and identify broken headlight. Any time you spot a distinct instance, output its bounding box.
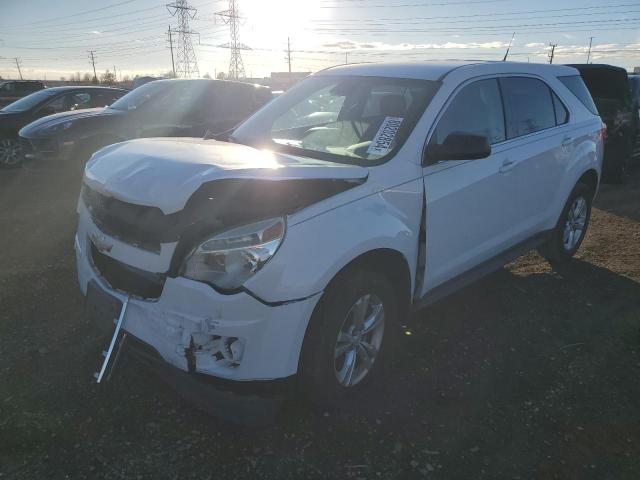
[180,217,285,290]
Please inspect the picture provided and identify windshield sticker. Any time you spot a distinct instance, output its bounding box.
[367,116,404,156]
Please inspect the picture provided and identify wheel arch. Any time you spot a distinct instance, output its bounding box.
[577,168,599,197]
[297,247,412,375]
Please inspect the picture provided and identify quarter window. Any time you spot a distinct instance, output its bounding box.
[431,78,506,147]
[552,91,568,125]
[500,77,556,139]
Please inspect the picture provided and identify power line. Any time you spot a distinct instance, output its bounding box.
[5,0,140,28]
[167,0,200,78]
[216,0,249,79]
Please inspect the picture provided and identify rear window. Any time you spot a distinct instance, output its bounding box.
[559,75,599,115]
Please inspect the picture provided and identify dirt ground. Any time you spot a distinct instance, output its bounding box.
[1,158,639,479]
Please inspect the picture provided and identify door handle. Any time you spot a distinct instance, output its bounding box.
[499,159,515,173]
[561,136,573,147]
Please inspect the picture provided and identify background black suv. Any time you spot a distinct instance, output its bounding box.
[0,80,46,109]
[19,79,272,167]
[568,64,636,182]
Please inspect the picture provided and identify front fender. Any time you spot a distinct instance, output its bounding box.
[244,178,423,303]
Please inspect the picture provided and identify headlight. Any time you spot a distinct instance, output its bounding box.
[180,217,285,290]
[45,121,73,133]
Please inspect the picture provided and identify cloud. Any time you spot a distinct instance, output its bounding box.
[90,30,101,35]
[525,42,545,48]
[320,40,508,51]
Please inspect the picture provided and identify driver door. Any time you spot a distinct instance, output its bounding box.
[420,78,521,294]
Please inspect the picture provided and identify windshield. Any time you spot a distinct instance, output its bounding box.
[232,75,440,165]
[109,80,171,111]
[1,88,57,113]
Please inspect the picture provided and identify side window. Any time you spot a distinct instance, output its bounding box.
[43,95,67,114]
[70,92,92,110]
[500,77,556,139]
[431,78,505,147]
[552,91,568,125]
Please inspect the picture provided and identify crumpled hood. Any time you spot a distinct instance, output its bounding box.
[22,107,121,131]
[84,137,368,214]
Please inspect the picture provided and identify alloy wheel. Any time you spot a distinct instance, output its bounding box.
[563,196,587,251]
[333,293,385,387]
[0,138,22,166]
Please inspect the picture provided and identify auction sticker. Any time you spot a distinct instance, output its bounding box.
[367,116,404,156]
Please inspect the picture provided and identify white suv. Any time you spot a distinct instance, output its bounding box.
[76,62,603,410]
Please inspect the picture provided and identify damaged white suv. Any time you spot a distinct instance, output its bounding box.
[77,62,603,410]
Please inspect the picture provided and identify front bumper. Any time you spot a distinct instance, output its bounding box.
[75,204,321,382]
[20,135,75,161]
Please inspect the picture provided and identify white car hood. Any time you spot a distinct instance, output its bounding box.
[84,137,368,214]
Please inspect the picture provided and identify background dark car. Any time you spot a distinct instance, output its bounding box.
[629,74,640,149]
[0,86,127,167]
[19,79,272,167]
[0,80,46,109]
[568,64,635,182]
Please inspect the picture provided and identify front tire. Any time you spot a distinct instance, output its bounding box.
[539,182,593,264]
[300,269,398,411]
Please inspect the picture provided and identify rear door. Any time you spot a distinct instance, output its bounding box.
[421,78,520,293]
[497,76,569,235]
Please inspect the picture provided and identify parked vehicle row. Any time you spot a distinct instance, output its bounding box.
[0,86,127,166]
[0,79,272,167]
[75,61,604,415]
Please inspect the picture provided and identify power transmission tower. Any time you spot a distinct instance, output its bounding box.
[167,25,176,77]
[548,43,557,64]
[216,0,249,80]
[586,36,594,63]
[14,58,23,80]
[88,50,98,83]
[167,0,200,78]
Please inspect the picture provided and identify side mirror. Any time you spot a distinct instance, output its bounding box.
[425,132,491,164]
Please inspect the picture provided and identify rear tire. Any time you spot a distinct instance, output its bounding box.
[539,182,593,264]
[300,269,398,411]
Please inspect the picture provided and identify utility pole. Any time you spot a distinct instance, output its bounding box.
[88,50,98,83]
[586,36,594,63]
[285,37,292,82]
[548,43,557,64]
[216,0,249,80]
[167,0,200,78]
[14,57,23,79]
[167,25,176,77]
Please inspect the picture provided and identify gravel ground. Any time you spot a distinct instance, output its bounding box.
[0,159,639,479]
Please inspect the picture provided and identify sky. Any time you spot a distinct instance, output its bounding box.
[0,0,639,80]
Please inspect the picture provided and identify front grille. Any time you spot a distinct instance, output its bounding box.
[91,243,165,299]
[82,186,175,253]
